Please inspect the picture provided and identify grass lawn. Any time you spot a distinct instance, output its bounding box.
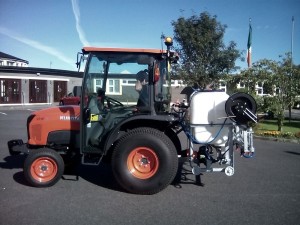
[254,119,300,139]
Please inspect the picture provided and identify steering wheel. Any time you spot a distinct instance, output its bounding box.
[105,96,123,109]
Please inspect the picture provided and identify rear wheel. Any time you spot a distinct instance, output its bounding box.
[111,127,178,195]
[24,149,64,187]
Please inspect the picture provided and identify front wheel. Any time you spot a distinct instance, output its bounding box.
[111,127,178,195]
[23,149,64,187]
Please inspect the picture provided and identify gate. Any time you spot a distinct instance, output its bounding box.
[53,81,67,102]
[0,78,21,104]
[29,80,47,103]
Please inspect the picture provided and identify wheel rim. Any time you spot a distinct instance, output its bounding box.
[127,147,159,179]
[30,157,58,183]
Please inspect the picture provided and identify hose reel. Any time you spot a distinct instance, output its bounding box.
[225,92,257,125]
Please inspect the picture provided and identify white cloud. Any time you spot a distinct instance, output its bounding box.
[71,0,90,46]
[0,26,76,69]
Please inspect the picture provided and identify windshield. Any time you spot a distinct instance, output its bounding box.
[82,52,169,108]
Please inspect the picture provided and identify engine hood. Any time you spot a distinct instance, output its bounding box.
[27,105,80,145]
[32,105,80,121]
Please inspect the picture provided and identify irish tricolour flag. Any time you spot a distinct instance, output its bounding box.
[247,23,252,68]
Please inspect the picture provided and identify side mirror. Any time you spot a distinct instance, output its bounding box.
[76,52,86,72]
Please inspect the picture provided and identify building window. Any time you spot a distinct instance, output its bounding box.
[94,79,103,92]
[7,61,14,66]
[122,79,136,86]
[257,88,263,94]
[127,80,136,85]
[96,79,102,86]
[107,79,121,95]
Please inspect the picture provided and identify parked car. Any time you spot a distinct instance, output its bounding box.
[59,93,80,105]
[294,101,300,109]
[59,86,81,105]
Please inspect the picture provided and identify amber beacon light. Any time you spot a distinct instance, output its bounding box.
[164,37,173,47]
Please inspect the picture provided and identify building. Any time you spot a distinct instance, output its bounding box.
[0,52,29,67]
[0,52,83,106]
[0,66,82,106]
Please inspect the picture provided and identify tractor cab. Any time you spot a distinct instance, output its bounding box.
[77,43,178,162]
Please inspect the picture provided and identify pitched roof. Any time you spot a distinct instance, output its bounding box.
[0,66,82,78]
[0,51,29,63]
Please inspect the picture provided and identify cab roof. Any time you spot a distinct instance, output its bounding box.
[82,47,165,55]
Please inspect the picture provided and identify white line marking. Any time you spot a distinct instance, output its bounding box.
[0,112,7,115]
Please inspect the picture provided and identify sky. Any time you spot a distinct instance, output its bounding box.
[0,0,299,71]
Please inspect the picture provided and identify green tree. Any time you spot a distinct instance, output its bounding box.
[171,11,241,89]
[235,55,300,131]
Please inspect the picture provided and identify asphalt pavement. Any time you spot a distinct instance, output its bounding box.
[0,108,300,225]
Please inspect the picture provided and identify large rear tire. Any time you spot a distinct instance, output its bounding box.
[111,127,178,195]
[24,149,64,187]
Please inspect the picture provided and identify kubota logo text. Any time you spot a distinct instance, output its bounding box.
[59,116,79,121]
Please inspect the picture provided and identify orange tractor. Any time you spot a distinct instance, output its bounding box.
[8,38,257,194]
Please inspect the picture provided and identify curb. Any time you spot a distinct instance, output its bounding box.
[0,104,56,111]
[254,135,300,144]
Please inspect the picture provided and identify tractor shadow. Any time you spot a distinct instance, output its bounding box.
[0,154,26,169]
[1,155,203,192]
[285,150,300,156]
[76,159,204,193]
[0,153,120,189]
[0,154,32,186]
[172,159,205,188]
[13,171,29,186]
[66,162,124,192]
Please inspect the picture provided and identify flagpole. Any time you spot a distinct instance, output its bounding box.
[246,18,252,93]
[289,16,295,122]
[291,16,294,67]
[247,18,252,68]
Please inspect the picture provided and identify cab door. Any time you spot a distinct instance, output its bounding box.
[80,54,107,154]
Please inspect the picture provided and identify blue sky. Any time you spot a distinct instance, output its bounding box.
[0,0,299,71]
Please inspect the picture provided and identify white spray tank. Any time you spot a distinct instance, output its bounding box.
[189,91,229,146]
